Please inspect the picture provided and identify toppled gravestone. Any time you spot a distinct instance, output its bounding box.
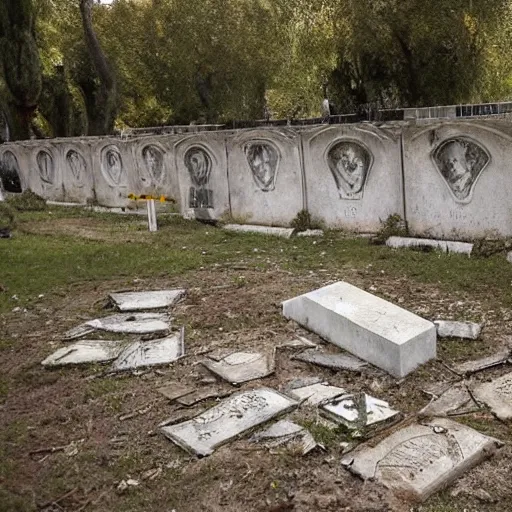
[161,388,297,456]
[64,313,170,340]
[342,418,502,502]
[283,282,436,378]
[293,349,368,371]
[472,372,512,420]
[386,236,473,256]
[434,320,482,340]
[419,382,478,417]
[111,330,184,372]
[42,340,125,367]
[110,289,186,312]
[202,351,275,385]
[452,350,510,376]
[321,393,400,430]
[250,420,317,455]
[223,224,295,239]
[286,381,346,406]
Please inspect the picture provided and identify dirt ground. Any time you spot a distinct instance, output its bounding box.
[1,214,512,512]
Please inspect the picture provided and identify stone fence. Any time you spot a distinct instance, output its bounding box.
[1,118,511,240]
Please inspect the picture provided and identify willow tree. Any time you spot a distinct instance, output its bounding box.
[0,0,42,140]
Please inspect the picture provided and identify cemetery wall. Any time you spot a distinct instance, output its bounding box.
[1,118,511,239]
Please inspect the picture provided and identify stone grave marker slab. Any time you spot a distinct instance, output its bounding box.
[110,289,186,312]
[86,313,170,335]
[321,393,400,430]
[161,388,298,456]
[435,320,482,340]
[386,236,473,256]
[283,282,436,378]
[202,351,275,385]
[42,340,125,366]
[251,420,316,455]
[286,382,346,406]
[473,372,512,420]
[342,418,502,502]
[157,382,194,402]
[112,331,184,371]
[419,383,478,417]
[452,350,510,376]
[223,224,295,238]
[293,349,368,371]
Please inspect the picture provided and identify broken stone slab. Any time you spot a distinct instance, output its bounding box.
[283,281,436,378]
[293,349,368,372]
[223,224,295,239]
[176,387,233,407]
[63,324,97,341]
[507,252,512,264]
[64,313,170,340]
[156,382,194,402]
[111,330,184,372]
[472,372,512,420]
[386,236,473,256]
[342,418,502,503]
[296,230,324,238]
[286,382,346,406]
[285,376,324,390]
[419,383,478,417]
[42,340,125,367]
[277,336,317,350]
[434,320,482,340]
[452,350,511,376]
[321,393,400,430]
[251,420,317,455]
[161,388,298,457]
[110,289,186,312]
[202,351,275,385]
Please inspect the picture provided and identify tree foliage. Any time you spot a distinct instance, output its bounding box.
[1,0,512,139]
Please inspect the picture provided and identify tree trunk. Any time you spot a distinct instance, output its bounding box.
[79,0,117,135]
[0,0,42,140]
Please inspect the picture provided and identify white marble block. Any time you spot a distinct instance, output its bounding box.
[282,282,436,378]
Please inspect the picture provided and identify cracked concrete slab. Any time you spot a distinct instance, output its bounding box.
[293,349,368,371]
[286,382,346,406]
[419,383,478,417]
[64,313,170,339]
[321,393,400,430]
[472,372,512,420]
[112,330,184,372]
[202,351,275,385]
[42,340,125,366]
[251,420,317,455]
[161,388,298,456]
[342,418,502,502]
[452,351,510,376]
[110,289,186,312]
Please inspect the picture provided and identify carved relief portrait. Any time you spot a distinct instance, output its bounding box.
[327,141,372,200]
[433,138,490,202]
[101,145,124,186]
[37,150,55,185]
[184,147,213,209]
[142,145,164,185]
[0,151,22,193]
[66,150,86,186]
[245,142,279,192]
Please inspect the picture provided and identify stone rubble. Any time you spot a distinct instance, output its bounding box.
[435,320,482,340]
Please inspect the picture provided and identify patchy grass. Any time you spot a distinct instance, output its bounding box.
[2,208,512,512]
